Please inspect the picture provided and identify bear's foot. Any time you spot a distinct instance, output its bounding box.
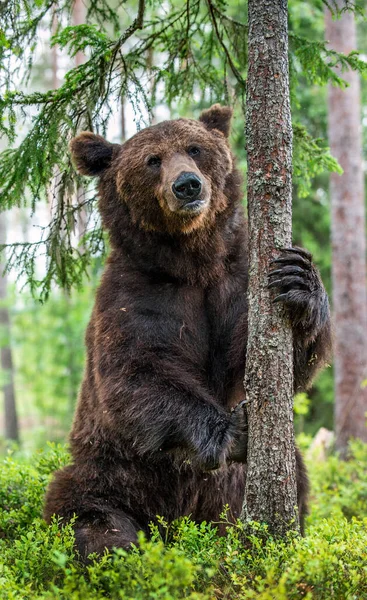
[44,464,144,562]
[74,510,141,562]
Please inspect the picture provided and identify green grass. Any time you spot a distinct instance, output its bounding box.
[0,441,367,599]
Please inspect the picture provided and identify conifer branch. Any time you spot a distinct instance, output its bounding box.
[1,0,366,298]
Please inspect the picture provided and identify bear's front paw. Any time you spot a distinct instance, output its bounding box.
[268,247,329,339]
[197,403,248,471]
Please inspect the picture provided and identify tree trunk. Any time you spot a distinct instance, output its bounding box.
[47,7,60,214]
[73,0,85,70]
[0,213,19,442]
[51,7,59,90]
[242,0,299,535]
[325,3,367,457]
[121,95,126,142]
[147,47,157,124]
[73,0,88,247]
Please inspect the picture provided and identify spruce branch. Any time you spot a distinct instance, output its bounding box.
[205,0,246,91]
[1,0,366,298]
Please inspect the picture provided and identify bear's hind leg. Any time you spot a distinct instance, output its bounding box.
[74,509,141,561]
[44,464,144,562]
[191,463,246,533]
[296,447,310,535]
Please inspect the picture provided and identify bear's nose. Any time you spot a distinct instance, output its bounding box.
[172,172,202,201]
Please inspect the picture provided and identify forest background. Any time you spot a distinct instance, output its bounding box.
[0,0,365,452]
[1,1,367,597]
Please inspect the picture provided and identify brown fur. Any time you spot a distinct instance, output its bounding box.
[44,105,331,560]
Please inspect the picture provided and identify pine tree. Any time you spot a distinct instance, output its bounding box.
[325,1,367,456]
[0,213,19,442]
[0,0,365,299]
[242,0,298,535]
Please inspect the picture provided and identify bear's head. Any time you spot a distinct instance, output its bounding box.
[70,104,239,236]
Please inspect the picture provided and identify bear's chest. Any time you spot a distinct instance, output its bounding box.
[141,283,211,361]
[148,276,247,400]
[126,273,247,406]
[134,280,240,361]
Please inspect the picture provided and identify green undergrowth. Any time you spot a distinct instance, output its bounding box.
[0,442,367,599]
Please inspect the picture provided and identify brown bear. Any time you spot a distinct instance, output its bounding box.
[44,105,331,560]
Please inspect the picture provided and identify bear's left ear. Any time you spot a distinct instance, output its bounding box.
[199,104,233,138]
[70,132,120,177]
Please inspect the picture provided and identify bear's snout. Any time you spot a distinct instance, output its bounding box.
[172,172,202,204]
[157,153,211,220]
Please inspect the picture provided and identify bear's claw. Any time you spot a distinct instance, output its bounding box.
[267,247,329,336]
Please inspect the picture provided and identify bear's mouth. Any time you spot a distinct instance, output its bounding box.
[159,174,211,220]
[179,199,207,214]
[163,191,210,218]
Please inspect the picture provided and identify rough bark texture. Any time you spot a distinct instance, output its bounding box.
[242,0,299,534]
[0,214,19,442]
[325,4,367,456]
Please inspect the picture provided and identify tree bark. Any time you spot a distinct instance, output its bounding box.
[147,47,157,124]
[73,0,88,247]
[242,0,299,535]
[121,95,126,142]
[0,213,19,442]
[325,3,367,456]
[72,0,85,70]
[51,7,59,90]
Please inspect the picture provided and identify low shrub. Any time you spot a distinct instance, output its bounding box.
[309,439,367,523]
[0,442,366,599]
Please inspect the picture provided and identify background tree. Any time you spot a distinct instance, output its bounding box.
[325,1,367,456]
[1,0,366,446]
[0,212,18,443]
[0,0,362,300]
[72,0,88,247]
[242,0,298,535]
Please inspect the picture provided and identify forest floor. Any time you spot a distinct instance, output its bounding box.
[0,440,366,599]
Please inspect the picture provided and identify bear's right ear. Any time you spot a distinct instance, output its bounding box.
[199,104,233,138]
[70,132,118,177]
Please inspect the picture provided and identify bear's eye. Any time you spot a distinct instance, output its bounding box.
[147,155,161,168]
[188,146,201,158]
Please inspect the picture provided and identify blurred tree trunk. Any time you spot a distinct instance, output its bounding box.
[73,0,85,69]
[73,0,88,248]
[121,96,126,142]
[242,0,299,535]
[325,3,367,456]
[51,7,59,90]
[0,213,19,442]
[147,47,157,124]
[47,7,60,215]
